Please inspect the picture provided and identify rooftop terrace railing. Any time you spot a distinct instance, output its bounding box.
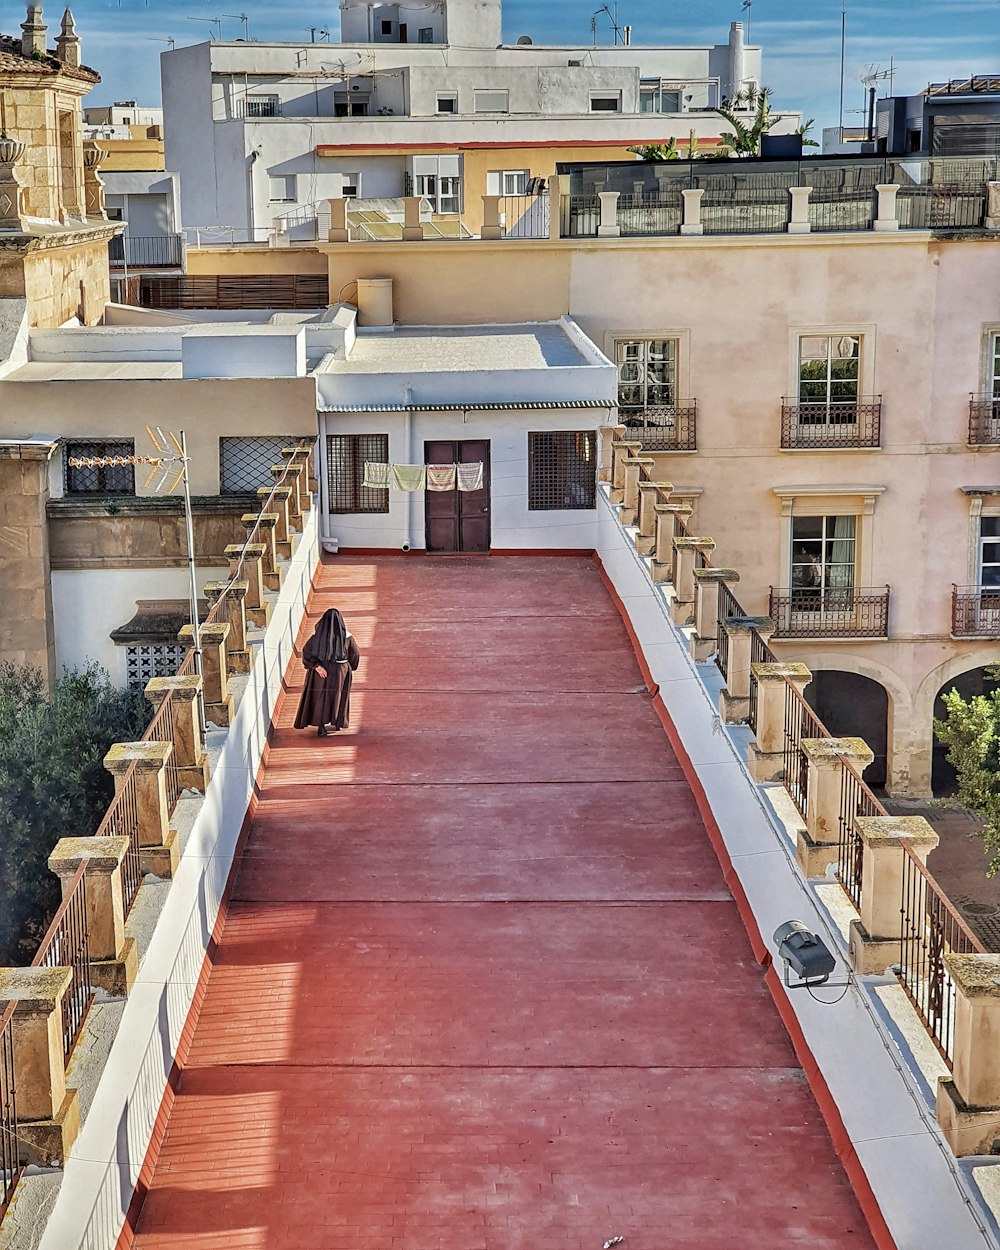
[0,1005,19,1219]
[30,863,93,1065]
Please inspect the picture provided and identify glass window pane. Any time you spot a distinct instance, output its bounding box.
[981,516,1000,537]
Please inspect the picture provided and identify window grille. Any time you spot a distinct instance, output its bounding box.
[246,95,279,118]
[528,431,597,511]
[63,439,136,495]
[327,433,389,513]
[125,643,188,691]
[220,436,294,494]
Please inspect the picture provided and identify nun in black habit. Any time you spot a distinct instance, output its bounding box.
[294,608,360,736]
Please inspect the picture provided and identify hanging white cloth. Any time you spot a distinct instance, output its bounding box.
[456,461,484,492]
[426,463,457,491]
[392,464,427,491]
[362,462,390,490]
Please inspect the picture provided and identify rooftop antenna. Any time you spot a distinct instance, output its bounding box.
[838,0,846,142]
[186,16,222,40]
[147,36,176,50]
[592,2,623,46]
[307,26,332,41]
[224,12,250,40]
[742,0,751,44]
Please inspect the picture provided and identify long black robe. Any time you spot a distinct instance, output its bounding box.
[294,608,361,730]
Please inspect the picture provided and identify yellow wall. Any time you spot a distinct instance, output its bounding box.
[96,138,166,172]
[0,79,88,221]
[0,232,114,327]
[185,247,329,277]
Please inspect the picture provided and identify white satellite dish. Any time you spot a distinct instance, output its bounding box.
[516,34,533,44]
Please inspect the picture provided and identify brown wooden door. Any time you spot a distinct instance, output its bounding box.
[424,439,490,553]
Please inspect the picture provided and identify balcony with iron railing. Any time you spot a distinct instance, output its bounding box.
[780,396,882,449]
[108,234,184,269]
[619,402,698,452]
[768,585,891,638]
[952,584,1000,636]
[968,393,1000,444]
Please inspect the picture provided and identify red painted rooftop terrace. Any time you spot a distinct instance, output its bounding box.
[125,554,880,1250]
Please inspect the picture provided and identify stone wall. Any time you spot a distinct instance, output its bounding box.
[0,82,86,223]
[48,502,255,570]
[0,444,57,683]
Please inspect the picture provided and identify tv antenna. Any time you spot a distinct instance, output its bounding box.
[224,12,250,39]
[186,16,222,40]
[592,2,624,46]
[308,26,332,41]
[147,36,176,50]
[742,0,752,43]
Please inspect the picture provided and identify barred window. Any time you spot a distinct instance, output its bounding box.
[528,431,597,511]
[327,433,389,513]
[64,439,136,496]
[220,436,294,494]
[124,643,188,691]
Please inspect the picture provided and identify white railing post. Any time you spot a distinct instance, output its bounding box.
[787,186,811,234]
[597,191,621,238]
[680,188,704,235]
[874,183,900,232]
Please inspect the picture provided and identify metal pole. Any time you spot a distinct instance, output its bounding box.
[839,1,846,143]
[180,429,207,736]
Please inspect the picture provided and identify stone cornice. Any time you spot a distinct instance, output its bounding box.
[0,219,123,253]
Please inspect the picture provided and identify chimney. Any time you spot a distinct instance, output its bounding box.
[56,7,80,67]
[21,4,47,57]
[727,20,745,101]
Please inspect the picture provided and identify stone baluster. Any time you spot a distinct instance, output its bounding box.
[204,580,251,675]
[272,463,303,530]
[281,446,314,510]
[635,480,673,555]
[609,439,643,502]
[847,816,939,974]
[144,675,209,792]
[719,617,774,723]
[747,662,812,782]
[620,455,654,526]
[226,541,269,629]
[670,537,716,626]
[242,513,280,591]
[680,187,704,235]
[0,137,28,231]
[177,622,234,728]
[598,424,626,483]
[0,967,80,1163]
[103,741,179,877]
[328,197,349,242]
[258,486,293,560]
[82,142,109,221]
[48,837,137,995]
[549,174,567,241]
[937,953,1000,1155]
[597,190,621,238]
[986,182,1000,231]
[690,568,740,662]
[652,503,692,583]
[402,195,423,241]
[481,194,502,240]
[794,738,874,877]
[874,184,900,232]
[787,185,811,234]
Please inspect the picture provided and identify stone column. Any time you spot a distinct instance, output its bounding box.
[690,568,740,662]
[103,741,179,878]
[680,187,704,235]
[0,968,80,1164]
[48,837,137,996]
[937,953,1000,1155]
[874,184,900,232]
[597,191,621,238]
[795,737,874,877]
[620,455,654,525]
[598,424,626,483]
[0,442,59,686]
[145,675,209,792]
[82,142,108,221]
[481,195,502,240]
[0,138,28,230]
[204,580,250,674]
[328,197,349,242]
[178,623,233,728]
[986,183,1000,231]
[242,513,280,590]
[282,445,314,510]
[671,537,716,626]
[227,541,269,629]
[847,815,939,974]
[652,503,692,583]
[258,486,293,559]
[402,195,423,241]
[635,480,673,555]
[609,439,643,501]
[748,662,812,782]
[787,185,811,235]
[272,463,303,530]
[719,617,774,723]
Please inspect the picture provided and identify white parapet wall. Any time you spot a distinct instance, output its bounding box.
[38,505,319,1250]
[593,486,998,1250]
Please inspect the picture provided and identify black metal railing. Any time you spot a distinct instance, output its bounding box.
[952,585,1000,637]
[31,863,93,1065]
[896,184,986,230]
[808,190,875,232]
[769,586,890,639]
[701,189,788,235]
[746,627,775,733]
[563,195,600,238]
[95,759,143,913]
[621,403,698,452]
[969,394,1000,445]
[782,681,827,820]
[780,397,882,448]
[836,757,881,908]
[899,845,985,1067]
[715,580,741,681]
[617,192,683,236]
[499,194,549,239]
[109,234,184,269]
[0,1004,20,1218]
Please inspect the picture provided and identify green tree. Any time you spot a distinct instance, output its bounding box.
[797,117,820,149]
[627,138,680,162]
[0,664,149,961]
[933,669,1000,874]
[713,85,776,158]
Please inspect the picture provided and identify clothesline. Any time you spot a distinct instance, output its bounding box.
[363,462,484,492]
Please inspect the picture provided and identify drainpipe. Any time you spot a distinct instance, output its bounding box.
[248,146,260,243]
[402,384,413,551]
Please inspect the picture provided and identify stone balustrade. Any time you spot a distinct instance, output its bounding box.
[690,567,739,661]
[747,660,811,782]
[177,623,233,728]
[719,616,773,723]
[103,740,179,877]
[145,675,209,791]
[937,953,1000,1155]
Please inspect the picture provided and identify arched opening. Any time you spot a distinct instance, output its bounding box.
[932,666,1000,795]
[805,670,889,788]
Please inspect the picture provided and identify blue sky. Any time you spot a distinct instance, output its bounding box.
[4,0,999,130]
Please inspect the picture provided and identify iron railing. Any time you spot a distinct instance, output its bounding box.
[0,1004,20,1218]
[968,394,1000,445]
[617,192,683,236]
[898,845,985,1067]
[95,759,143,913]
[836,757,881,908]
[146,697,182,814]
[782,681,827,821]
[715,580,741,681]
[780,397,882,448]
[746,626,775,733]
[499,194,549,239]
[952,585,1000,636]
[701,189,788,235]
[769,586,890,639]
[562,195,600,237]
[108,234,184,269]
[31,863,93,1065]
[621,403,698,452]
[896,184,986,230]
[807,190,875,232]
